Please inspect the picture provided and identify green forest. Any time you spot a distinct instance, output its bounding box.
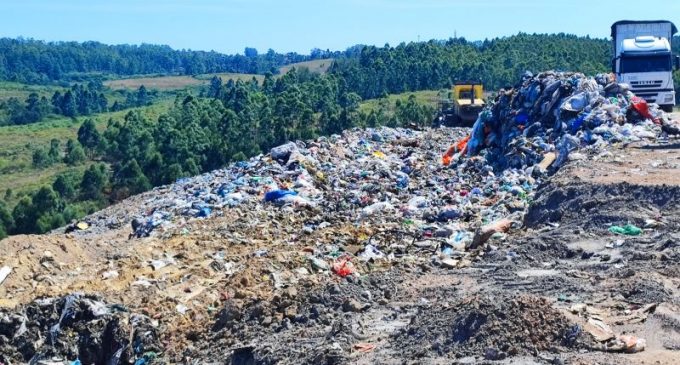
[331,34,612,99]
[0,38,340,84]
[1,32,679,238]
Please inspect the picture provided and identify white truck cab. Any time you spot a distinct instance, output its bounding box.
[611,20,679,112]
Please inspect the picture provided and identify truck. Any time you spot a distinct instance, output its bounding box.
[434,82,485,127]
[611,20,679,112]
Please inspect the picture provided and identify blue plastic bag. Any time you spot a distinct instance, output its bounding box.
[264,189,297,202]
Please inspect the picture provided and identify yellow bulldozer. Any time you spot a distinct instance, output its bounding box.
[435,82,485,127]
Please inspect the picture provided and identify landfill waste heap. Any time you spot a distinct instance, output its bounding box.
[0,70,679,364]
[443,71,678,171]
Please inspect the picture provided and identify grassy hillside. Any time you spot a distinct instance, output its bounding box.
[279,58,333,74]
[0,81,64,101]
[195,72,265,83]
[359,90,441,113]
[0,100,173,206]
[103,59,333,92]
[104,75,203,90]
[104,73,264,91]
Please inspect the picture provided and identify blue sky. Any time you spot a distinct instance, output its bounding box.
[1,0,679,55]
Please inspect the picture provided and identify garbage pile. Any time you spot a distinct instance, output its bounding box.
[70,126,534,264]
[0,294,160,365]
[32,71,678,363]
[71,71,678,266]
[14,124,555,362]
[445,71,679,172]
[67,72,677,249]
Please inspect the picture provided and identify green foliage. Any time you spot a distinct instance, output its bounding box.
[0,81,161,127]
[136,86,150,106]
[32,147,51,168]
[3,175,102,235]
[394,94,435,127]
[52,170,80,200]
[164,163,185,183]
[232,152,247,161]
[95,69,437,202]
[35,211,65,234]
[11,196,34,234]
[48,138,61,162]
[331,34,612,99]
[0,83,109,126]
[52,84,108,118]
[0,38,331,84]
[80,163,109,201]
[208,76,223,98]
[0,93,52,125]
[7,69,438,238]
[11,186,64,234]
[112,159,151,200]
[64,139,86,165]
[77,119,101,153]
[32,186,63,215]
[62,200,101,223]
[0,201,13,237]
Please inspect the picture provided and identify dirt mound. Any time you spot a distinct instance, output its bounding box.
[392,294,588,360]
[616,277,674,304]
[525,181,680,230]
[0,294,160,365]
[192,270,405,364]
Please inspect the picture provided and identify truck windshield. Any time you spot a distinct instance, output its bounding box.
[620,55,671,73]
[459,90,474,99]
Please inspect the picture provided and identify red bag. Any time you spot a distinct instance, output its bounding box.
[630,96,653,120]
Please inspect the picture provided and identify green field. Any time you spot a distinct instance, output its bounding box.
[104,72,264,91]
[104,75,203,90]
[103,59,333,92]
[0,81,64,101]
[359,90,442,113]
[0,100,173,205]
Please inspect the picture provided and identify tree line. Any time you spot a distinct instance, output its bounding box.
[0,38,342,84]
[3,33,679,93]
[330,33,613,100]
[330,33,680,102]
[0,82,155,126]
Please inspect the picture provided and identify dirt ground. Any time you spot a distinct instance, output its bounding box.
[0,130,679,364]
